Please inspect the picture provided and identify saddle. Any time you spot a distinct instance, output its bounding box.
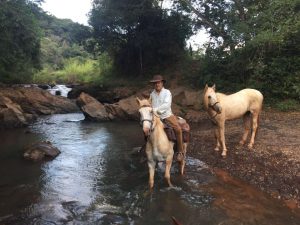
[163,117,190,143]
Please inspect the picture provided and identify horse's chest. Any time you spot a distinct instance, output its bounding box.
[152,147,166,161]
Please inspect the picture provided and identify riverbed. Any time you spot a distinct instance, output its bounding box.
[0,113,299,225]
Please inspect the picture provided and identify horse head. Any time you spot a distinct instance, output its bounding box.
[203,84,222,114]
[136,97,157,136]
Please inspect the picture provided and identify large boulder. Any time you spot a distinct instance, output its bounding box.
[0,94,35,128]
[0,87,78,115]
[23,141,61,161]
[0,87,79,128]
[76,92,110,121]
[172,88,203,110]
[105,96,140,120]
[68,85,136,103]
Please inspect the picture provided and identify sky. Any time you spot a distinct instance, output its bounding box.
[41,0,209,49]
[42,0,92,25]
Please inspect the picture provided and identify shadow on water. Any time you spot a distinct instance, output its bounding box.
[0,113,299,225]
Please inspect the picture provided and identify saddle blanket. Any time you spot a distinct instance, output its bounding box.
[163,117,190,143]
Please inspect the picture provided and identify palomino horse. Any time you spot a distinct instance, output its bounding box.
[203,84,263,157]
[136,97,188,189]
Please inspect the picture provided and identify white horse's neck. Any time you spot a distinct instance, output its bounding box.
[148,116,169,144]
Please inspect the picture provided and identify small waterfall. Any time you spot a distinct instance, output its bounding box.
[48,85,72,97]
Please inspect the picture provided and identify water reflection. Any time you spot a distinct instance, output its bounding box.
[0,113,299,225]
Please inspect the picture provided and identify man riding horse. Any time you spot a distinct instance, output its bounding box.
[149,75,185,162]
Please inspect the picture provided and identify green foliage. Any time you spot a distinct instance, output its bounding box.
[0,0,41,83]
[90,0,193,76]
[177,0,300,101]
[33,54,112,84]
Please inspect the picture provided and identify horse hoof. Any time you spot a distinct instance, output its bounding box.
[248,144,253,149]
[221,152,227,158]
[214,147,220,151]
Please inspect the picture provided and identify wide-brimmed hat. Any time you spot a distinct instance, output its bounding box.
[149,75,166,83]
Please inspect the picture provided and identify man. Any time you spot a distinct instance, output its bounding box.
[149,74,184,162]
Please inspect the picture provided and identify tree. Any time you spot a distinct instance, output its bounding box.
[89,0,192,76]
[0,0,42,83]
[174,0,300,99]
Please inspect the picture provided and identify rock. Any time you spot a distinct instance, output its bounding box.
[76,92,110,121]
[172,88,203,110]
[0,87,79,128]
[105,96,140,120]
[37,84,50,90]
[23,141,61,161]
[0,94,34,128]
[68,85,136,103]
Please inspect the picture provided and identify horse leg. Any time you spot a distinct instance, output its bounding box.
[238,113,251,147]
[214,127,221,151]
[179,143,187,175]
[148,160,156,190]
[219,123,227,157]
[165,153,174,187]
[248,112,259,149]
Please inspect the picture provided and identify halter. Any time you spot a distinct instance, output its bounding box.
[208,101,221,125]
[139,105,160,140]
[139,104,154,131]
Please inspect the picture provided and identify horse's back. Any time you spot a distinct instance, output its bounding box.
[240,89,263,109]
[220,89,263,119]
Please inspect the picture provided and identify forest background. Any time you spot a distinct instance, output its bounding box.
[0,0,299,110]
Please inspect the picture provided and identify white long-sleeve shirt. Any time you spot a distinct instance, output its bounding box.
[150,88,173,119]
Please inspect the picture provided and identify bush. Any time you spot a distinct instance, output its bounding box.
[33,53,113,84]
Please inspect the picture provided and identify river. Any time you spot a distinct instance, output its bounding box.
[0,113,299,225]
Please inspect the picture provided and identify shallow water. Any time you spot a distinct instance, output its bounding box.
[0,113,299,225]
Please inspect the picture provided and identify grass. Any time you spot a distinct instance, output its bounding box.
[33,54,112,84]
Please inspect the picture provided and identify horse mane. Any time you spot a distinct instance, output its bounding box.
[139,99,151,107]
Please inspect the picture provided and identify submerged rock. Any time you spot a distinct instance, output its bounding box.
[23,141,61,161]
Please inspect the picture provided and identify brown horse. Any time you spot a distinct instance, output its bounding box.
[203,84,263,157]
[136,97,188,189]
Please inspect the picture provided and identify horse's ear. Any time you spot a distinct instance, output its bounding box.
[212,84,216,91]
[204,84,208,93]
[148,96,152,105]
[136,97,141,106]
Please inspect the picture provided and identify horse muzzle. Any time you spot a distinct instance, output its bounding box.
[215,105,222,114]
[143,127,150,136]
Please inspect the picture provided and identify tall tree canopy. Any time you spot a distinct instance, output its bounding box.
[174,0,300,99]
[89,0,192,76]
[0,0,42,83]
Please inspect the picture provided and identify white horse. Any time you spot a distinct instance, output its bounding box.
[136,97,188,189]
[203,84,263,157]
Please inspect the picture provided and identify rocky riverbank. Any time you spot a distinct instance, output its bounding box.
[73,85,203,122]
[0,86,78,128]
[188,110,300,210]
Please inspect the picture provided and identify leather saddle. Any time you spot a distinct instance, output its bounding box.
[163,117,190,143]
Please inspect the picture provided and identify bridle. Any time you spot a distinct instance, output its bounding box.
[139,105,154,136]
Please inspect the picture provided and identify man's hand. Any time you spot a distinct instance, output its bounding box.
[152,108,162,115]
